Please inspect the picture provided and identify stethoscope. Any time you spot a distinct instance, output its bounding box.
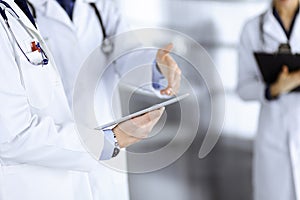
[89,2,113,54]
[27,1,114,54]
[259,11,292,54]
[0,0,49,66]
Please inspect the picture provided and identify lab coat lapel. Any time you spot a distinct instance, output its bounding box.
[7,0,39,34]
[263,9,287,44]
[82,0,97,3]
[262,7,300,53]
[45,0,76,32]
[82,0,102,5]
[72,0,88,29]
[72,0,97,29]
[4,0,61,81]
[289,11,300,52]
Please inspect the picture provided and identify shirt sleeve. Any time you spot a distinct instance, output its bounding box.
[152,60,166,90]
[99,129,115,160]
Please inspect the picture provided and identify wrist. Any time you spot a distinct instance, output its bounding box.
[112,126,125,148]
[100,129,119,160]
[270,83,281,97]
[111,131,120,158]
[155,61,162,73]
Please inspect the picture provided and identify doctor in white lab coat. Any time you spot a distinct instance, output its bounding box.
[238,0,300,199]
[26,0,181,199]
[0,0,166,199]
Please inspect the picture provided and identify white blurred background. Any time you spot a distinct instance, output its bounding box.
[112,1,271,199]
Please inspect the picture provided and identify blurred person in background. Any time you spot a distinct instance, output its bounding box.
[238,0,300,199]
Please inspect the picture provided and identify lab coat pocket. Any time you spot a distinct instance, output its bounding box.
[19,53,54,109]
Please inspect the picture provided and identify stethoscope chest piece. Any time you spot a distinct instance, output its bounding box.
[278,43,292,54]
[101,38,114,54]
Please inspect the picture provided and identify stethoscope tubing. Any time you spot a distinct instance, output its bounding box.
[0,0,48,66]
[27,0,114,54]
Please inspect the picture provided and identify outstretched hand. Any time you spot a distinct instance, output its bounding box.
[156,43,181,96]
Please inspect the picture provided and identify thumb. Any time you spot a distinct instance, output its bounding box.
[131,107,165,126]
[143,107,165,129]
[282,65,289,74]
[148,107,165,121]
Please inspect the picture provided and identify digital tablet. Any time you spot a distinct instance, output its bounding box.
[254,52,300,92]
[95,93,190,130]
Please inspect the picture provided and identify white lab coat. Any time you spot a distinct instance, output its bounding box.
[237,7,300,200]
[27,0,156,199]
[0,0,106,200]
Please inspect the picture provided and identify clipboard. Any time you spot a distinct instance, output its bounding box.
[254,52,300,92]
[95,93,190,130]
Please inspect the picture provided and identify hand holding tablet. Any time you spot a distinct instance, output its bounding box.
[95,93,190,130]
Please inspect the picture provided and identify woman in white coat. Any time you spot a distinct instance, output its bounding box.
[0,0,165,199]
[238,0,300,199]
[26,0,181,199]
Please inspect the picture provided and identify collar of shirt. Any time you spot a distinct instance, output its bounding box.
[56,0,75,19]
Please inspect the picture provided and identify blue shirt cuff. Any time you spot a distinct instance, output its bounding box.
[152,60,165,90]
[99,129,115,160]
